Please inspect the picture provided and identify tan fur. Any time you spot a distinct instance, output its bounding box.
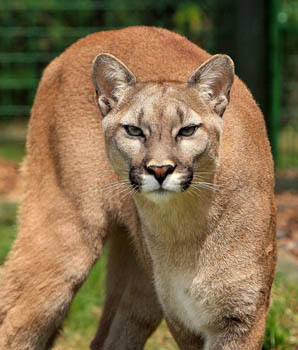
[0,26,276,350]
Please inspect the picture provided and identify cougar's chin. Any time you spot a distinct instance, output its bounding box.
[142,188,178,203]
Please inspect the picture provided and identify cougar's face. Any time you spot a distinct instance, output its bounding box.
[102,84,222,202]
[92,53,233,202]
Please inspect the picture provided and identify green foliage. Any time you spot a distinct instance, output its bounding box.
[264,301,289,348]
[282,0,298,26]
[174,3,204,34]
[0,0,216,122]
[263,272,298,349]
[0,142,25,162]
[0,203,17,264]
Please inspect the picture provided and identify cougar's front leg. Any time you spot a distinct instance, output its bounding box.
[90,228,163,350]
[0,193,106,350]
[166,301,268,350]
[205,305,267,350]
[166,308,266,350]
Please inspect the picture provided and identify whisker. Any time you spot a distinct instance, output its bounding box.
[101,184,130,193]
[192,182,218,189]
[192,180,217,185]
[192,174,213,180]
[193,171,212,175]
[189,185,202,196]
[185,187,197,199]
[101,180,130,190]
[199,182,222,191]
[98,168,129,176]
[118,185,137,202]
[191,182,220,192]
[101,185,127,192]
[97,173,119,178]
[107,185,132,201]
[192,173,211,177]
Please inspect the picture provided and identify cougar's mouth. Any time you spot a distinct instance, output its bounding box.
[129,166,194,195]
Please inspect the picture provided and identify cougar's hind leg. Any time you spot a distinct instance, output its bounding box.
[0,191,107,350]
[90,227,130,349]
[0,43,114,349]
[90,227,163,350]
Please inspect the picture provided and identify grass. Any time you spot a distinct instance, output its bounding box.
[0,120,27,162]
[0,141,297,349]
[0,203,18,264]
[277,126,298,169]
[0,141,26,162]
[264,273,298,349]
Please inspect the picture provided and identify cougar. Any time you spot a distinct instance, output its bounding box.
[0,26,276,350]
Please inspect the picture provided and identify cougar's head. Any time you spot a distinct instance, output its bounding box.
[92,53,234,203]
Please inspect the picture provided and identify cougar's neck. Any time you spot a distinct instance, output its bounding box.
[134,190,214,245]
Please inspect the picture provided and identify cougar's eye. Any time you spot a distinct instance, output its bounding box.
[178,124,201,137]
[123,125,145,137]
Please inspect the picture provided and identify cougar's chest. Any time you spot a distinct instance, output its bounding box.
[137,198,216,333]
[155,267,214,336]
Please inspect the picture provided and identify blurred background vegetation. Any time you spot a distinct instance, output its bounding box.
[0,0,297,167]
[0,0,298,349]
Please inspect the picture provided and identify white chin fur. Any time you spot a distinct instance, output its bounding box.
[141,174,160,192]
[141,174,182,203]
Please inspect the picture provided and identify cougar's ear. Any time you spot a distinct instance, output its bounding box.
[187,54,234,117]
[91,53,136,117]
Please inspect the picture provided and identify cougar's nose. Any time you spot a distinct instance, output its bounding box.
[146,164,175,184]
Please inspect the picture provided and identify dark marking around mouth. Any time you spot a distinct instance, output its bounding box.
[129,167,141,192]
[181,169,193,192]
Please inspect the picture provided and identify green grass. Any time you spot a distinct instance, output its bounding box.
[0,120,27,162]
[277,126,298,169]
[0,142,25,162]
[0,203,18,264]
[264,272,298,349]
